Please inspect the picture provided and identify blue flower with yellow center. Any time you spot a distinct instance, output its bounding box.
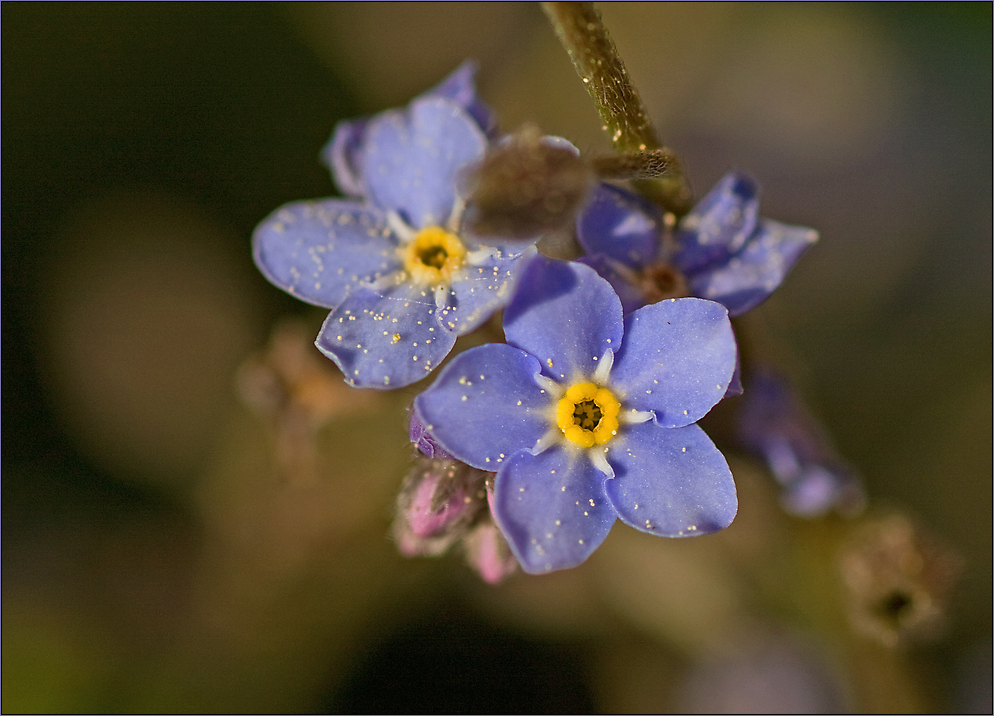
[577,173,818,316]
[414,256,739,573]
[253,64,538,389]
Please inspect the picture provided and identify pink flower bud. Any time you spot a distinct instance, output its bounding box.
[393,457,487,557]
[463,518,519,585]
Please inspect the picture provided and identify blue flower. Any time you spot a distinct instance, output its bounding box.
[737,368,865,518]
[414,256,739,574]
[253,63,537,389]
[577,172,818,316]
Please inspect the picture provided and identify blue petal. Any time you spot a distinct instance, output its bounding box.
[413,344,551,469]
[687,218,818,317]
[577,183,662,267]
[321,115,371,198]
[610,298,736,427]
[361,97,487,229]
[577,253,649,315]
[672,172,760,275]
[461,227,543,255]
[440,245,537,335]
[503,257,624,382]
[320,62,494,198]
[723,353,743,398]
[493,447,616,573]
[780,466,844,518]
[423,60,497,137]
[253,200,400,308]
[605,421,736,536]
[315,281,456,389]
[409,409,455,460]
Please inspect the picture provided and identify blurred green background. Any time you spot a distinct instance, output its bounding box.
[3,3,990,713]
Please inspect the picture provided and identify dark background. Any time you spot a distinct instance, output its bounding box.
[3,3,990,712]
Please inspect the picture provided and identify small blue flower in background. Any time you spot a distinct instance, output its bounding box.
[738,368,865,518]
[415,256,739,574]
[253,63,539,389]
[577,172,818,316]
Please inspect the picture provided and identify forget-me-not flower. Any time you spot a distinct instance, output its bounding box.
[414,256,739,574]
[253,63,538,389]
[738,368,865,518]
[577,172,818,316]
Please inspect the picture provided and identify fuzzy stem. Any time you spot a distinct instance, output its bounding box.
[541,1,692,214]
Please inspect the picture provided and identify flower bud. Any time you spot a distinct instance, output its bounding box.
[463,123,594,239]
[393,457,487,557]
[462,518,519,585]
[459,480,519,583]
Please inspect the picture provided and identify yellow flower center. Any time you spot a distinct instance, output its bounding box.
[555,382,621,448]
[403,226,466,286]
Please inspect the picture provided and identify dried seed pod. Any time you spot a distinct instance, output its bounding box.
[236,319,379,483]
[838,513,961,647]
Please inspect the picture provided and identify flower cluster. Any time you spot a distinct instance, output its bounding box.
[252,64,821,576]
[392,453,519,584]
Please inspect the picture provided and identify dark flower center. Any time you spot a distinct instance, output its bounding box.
[418,245,449,269]
[639,261,689,304]
[877,590,913,623]
[572,399,603,431]
[403,227,466,286]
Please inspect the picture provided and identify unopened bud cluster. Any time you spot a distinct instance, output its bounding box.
[393,450,518,584]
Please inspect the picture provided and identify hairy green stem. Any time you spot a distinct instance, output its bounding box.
[541,1,692,214]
